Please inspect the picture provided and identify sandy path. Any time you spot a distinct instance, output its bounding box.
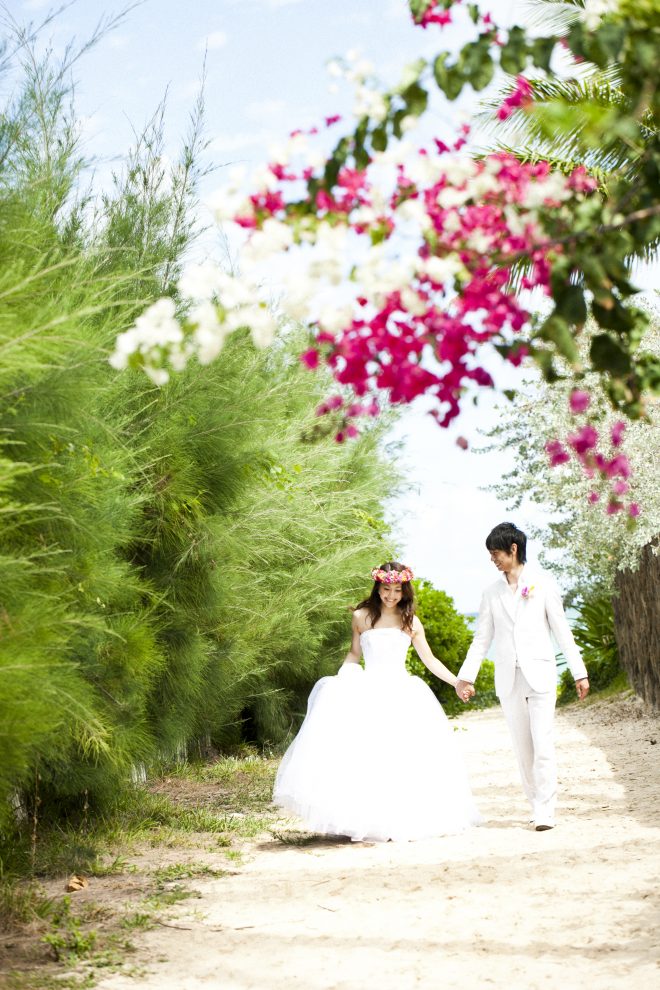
[97,696,660,990]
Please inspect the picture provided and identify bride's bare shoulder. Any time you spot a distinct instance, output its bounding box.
[352,606,371,632]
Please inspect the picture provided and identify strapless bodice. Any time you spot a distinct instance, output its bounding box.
[360,627,411,675]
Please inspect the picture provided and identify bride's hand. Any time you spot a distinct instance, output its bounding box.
[455,678,475,703]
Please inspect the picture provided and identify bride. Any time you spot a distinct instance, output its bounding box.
[273,562,482,841]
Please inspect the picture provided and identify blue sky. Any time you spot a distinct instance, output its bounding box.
[9,0,568,610]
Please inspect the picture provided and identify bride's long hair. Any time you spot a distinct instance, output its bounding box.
[355,561,415,633]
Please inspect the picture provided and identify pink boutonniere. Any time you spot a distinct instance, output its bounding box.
[521,585,535,600]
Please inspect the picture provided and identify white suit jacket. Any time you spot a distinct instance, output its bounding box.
[458,566,588,697]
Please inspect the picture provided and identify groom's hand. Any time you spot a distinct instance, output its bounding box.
[455,678,475,703]
[575,677,590,701]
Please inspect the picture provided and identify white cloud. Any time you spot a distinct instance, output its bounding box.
[198,30,228,51]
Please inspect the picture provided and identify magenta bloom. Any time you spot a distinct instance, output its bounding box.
[301,348,320,370]
[588,491,600,504]
[628,503,641,518]
[456,436,469,450]
[545,439,570,466]
[605,453,631,479]
[568,425,598,455]
[610,420,626,447]
[569,390,590,414]
[606,501,623,515]
[612,480,629,496]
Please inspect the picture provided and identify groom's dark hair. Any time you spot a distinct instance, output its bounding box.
[486,522,527,563]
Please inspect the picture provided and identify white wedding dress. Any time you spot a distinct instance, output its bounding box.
[273,627,482,841]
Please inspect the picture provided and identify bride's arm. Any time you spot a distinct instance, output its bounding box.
[340,609,364,668]
[411,617,458,687]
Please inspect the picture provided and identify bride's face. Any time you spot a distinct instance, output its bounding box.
[379,583,402,608]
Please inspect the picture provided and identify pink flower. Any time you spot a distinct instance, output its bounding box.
[569,389,590,414]
[588,491,600,504]
[605,453,631,479]
[628,503,640,518]
[497,76,533,121]
[456,436,469,450]
[301,348,319,370]
[568,166,598,194]
[545,440,570,466]
[610,420,626,447]
[612,480,629,496]
[568,425,598,455]
[606,501,623,515]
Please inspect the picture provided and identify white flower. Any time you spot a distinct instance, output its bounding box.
[400,287,427,316]
[404,154,444,187]
[242,218,294,266]
[178,261,225,301]
[327,59,343,78]
[108,348,130,370]
[464,231,492,253]
[188,301,230,365]
[247,305,277,348]
[442,212,461,234]
[318,304,354,334]
[394,198,432,234]
[207,187,250,223]
[352,205,378,226]
[216,272,256,310]
[354,87,388,122]
[421,256,462,285]
[436,186,470,209]
[469,172,501,199]
[522,173,572,209]
[581,0,619,30]
[134,298,183,348]
[144,366,170,386]
[441,156,478,186]
[169,346,189,372]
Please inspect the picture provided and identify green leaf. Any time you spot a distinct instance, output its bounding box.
[531,36,556,73]
[371,126,388,153]
[401,82,429,117]
[324,136,349,188]
[590,333,632,375]
[536,315,580,363]
[471,55,495,91]
[554,284,587,326]
[587,21,626,67]
[500,25,528,75]
[433,53,465,101]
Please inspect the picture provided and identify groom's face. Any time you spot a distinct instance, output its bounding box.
[489,544,518,573]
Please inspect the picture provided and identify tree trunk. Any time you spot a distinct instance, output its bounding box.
[612,540,660,709]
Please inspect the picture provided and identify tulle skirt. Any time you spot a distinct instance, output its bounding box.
[273,664,482,841]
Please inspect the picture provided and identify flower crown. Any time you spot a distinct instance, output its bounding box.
[371,566,414,584]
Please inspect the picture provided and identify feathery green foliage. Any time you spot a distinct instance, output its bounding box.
[406,579,496,715]
[0,34,397,850]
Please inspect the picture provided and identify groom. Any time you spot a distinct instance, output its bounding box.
[455,522,589,831]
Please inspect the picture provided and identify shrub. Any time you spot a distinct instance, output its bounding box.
[406,580,497,716]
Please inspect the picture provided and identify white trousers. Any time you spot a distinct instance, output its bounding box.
[499,667,557,825]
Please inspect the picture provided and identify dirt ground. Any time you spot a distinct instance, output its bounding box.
[85,694,660,990]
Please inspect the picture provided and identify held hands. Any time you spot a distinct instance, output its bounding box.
[455,678,475,704]
[575,677,590,701]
